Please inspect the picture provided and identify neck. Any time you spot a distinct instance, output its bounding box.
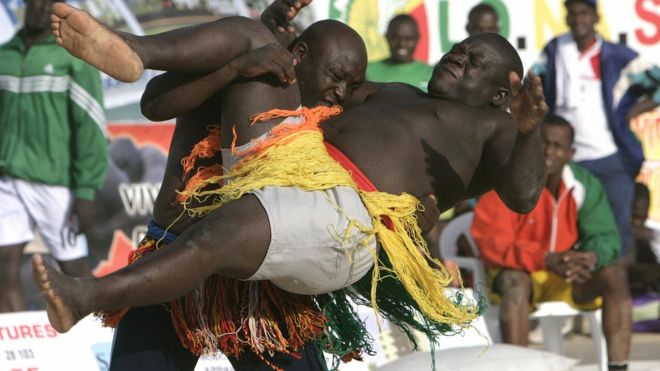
[22,28,49,49]
[545,175,562,199]
[387,57,413,64]
[574,33,597,52]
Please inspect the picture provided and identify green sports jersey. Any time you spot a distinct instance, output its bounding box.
[0,31,107,199]
[366,59,434,92]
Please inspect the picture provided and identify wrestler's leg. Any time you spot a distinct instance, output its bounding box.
[32,194,271,333]
[110,305,199,371]
[228,343,324,371]
[51,3,273,82]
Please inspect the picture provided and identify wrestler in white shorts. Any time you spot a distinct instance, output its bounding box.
[0,176,88,261]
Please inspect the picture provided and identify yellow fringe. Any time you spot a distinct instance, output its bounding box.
[179,106,478,328]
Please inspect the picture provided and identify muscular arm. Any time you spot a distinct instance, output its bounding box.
[485,73,547,213]
[141,43,295,121]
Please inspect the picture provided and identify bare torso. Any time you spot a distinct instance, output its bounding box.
[323,84,513,211]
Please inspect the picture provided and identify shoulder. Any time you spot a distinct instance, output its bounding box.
[601,39,638,63]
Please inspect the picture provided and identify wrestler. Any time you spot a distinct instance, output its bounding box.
[35,3,547,370]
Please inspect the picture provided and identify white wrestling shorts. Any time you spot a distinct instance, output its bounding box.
[247,185,376,295]
[0,176,88,261]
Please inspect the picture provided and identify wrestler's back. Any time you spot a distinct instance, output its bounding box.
[323,85,504,211]
[152,97,223,234]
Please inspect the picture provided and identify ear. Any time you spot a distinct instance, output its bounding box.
[291,41,309,63]
[492,86,511,108]
[568,146,576,161]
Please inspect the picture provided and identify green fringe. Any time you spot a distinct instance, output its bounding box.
[314,250,487,370]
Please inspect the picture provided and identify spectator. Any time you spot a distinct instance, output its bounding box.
[0,0,107,312]
[466,3,500,36]
[471,115,632,370]
[533,0,660,258]
[628,182,660,294]
[366,14,433,91]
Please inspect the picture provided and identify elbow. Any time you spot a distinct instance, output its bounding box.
[140,97,170,122]
[503,184,544,214]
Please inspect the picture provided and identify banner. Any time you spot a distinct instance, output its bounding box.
[0,311,234,371]
[88,123,174,276]
[311,0,659,70]
[631,108,660,229]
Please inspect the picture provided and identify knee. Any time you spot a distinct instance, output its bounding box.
[596,264,630,300]
[495,270,531,302]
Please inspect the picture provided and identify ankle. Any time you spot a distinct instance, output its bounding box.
[608,361,628,371]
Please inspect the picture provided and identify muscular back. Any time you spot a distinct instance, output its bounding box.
[323,84,515,211]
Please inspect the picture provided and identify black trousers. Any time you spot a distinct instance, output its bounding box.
[109,304,324,371]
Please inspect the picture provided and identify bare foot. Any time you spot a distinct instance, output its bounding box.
[51,3,143,82]
[32,254,88,333]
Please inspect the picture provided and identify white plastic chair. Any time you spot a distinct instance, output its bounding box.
[439,212,608,371]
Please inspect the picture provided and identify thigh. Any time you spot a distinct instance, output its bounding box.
[15,180,88,261]
[0,177,34,246]
[110,305,199,371]
[228,342,324,371]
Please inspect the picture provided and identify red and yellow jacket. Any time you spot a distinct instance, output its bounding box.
[471,162,620,272]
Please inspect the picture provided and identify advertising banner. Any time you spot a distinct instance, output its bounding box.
[90,123,174,276]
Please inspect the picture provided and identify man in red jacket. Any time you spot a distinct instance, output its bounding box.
[471,115,632,370]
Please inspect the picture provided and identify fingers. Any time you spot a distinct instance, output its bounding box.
[509,71,522,96]
[566,266,592,284]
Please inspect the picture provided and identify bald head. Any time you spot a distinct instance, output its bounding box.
[476,32,523,83]
[291,20,368,107]
[429,33,523,109]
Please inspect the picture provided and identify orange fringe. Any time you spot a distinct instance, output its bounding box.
[176,164,223,204]
[180,125,222,181]
[231,106,342,158]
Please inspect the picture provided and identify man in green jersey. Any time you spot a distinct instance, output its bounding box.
[0,0,107,312]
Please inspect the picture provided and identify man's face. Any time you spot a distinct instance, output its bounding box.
[466,12,500,35]
[428,36,503,108]
[295,43,366,108]
[386,21,419,64]
[542,125,575,179]
[566,1,599,41]
[25,0,54,34]
[632,198,649,230]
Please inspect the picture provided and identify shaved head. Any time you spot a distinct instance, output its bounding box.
[291,20,367,107]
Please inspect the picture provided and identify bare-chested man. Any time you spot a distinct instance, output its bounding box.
[35,3,547,371]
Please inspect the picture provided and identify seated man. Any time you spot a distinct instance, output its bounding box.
[471,114,631,370]
[34,3,547,370]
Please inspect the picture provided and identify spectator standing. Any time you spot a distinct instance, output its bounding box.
[471,115,632,370]
[533,0,660,257]
[366,14,433,91]
[466,3,500,36]
[0,0,107,312]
